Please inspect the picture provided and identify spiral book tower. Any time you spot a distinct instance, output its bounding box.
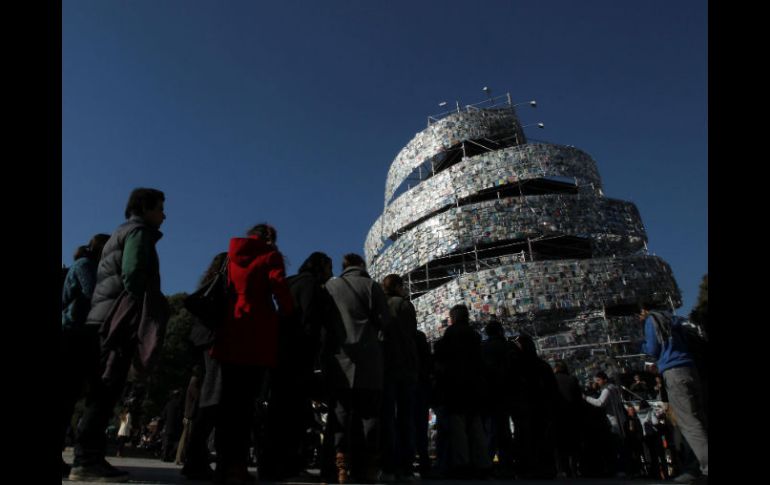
[365,94,681,378]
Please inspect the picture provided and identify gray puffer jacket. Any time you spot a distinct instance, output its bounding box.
[87,216,162,327]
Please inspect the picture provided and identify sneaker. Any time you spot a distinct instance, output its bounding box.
[62,459,72,478]
[68,460,129,482]
[674,472,699,483]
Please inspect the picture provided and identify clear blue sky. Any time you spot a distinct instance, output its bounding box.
[62,0,707,314]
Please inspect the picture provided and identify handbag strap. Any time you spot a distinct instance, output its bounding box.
[339,276,386,346]
[218,256,229,274]
[218,255,230,287]
[202,256,229,298]
[340,276,380,326]
[340,276,369,312]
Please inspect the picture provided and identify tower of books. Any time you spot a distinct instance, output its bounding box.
[364,95,681,378]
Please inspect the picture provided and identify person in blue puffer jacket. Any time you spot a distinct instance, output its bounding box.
[62,236,109,329]
[61,234,110,477]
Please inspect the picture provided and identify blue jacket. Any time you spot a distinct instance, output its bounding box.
[641,311,693,373]
[62,257,98,328]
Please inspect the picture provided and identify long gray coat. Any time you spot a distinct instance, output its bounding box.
[324,266,391,391]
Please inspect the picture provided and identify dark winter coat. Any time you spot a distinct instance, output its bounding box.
[554,372,583,411]
[433,323,486,414]
[279,271,336,395]
[324,266,391,390]
[285,271,334,355]
[553,371,582,445]
[415,329,432,388]
[481,334,513,413]
[508,350,559,420]
[383,295,419,384]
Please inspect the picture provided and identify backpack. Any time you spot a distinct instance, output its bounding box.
[651,311,708,373]
[678,319,708,376]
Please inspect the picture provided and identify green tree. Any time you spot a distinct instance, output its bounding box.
[140,293,198,421]
[689,274,708,333]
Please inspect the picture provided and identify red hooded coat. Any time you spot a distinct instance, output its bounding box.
[210,235,293,367]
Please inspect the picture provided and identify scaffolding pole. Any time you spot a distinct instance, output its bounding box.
[527,237,533,261]
[407,272,412,299]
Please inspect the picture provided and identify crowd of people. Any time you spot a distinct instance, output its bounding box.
[61,187,708,484]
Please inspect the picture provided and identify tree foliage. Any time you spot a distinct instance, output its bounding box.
[139,293,199,423]
[689,273,708,333]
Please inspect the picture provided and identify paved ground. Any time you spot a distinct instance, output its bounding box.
[62,449,674,485]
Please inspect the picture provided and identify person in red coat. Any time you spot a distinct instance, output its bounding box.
[211,223,293,485]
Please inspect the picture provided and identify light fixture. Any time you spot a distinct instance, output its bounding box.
[512,99,537,108]
[521,122,545,129]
